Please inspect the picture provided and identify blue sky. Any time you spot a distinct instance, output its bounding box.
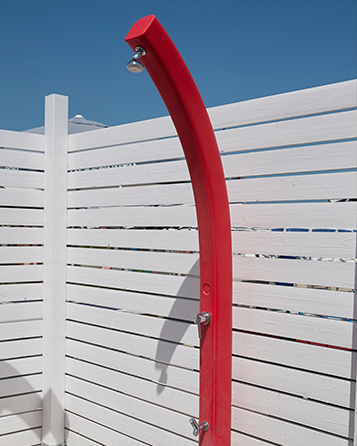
[0,0,356,131]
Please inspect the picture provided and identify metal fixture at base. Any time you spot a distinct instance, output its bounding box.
[193,312,210,338]
[126,46,146,73]
[189,418,209,437]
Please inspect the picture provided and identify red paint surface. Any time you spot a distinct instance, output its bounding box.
[126,16,232,445]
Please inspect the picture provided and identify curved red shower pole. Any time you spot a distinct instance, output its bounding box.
[126,15,232,445]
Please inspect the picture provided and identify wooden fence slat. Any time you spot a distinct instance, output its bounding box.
[232,230,357,258]
[0,189,44,208]
[0,283,43,303]
[68,140,356,190]
[0,246,43,264]
[67,283,199,321]
[66,338,199,394]
[233,331,354,379]
[65,412,150,446]
[67,266,199,299]
[0,428,42,446]
[66,376,196,444]
[217,109,357,155]
[0,302,42,323]
[232,356,351,408]
[0,410,42,436]
[0,208,44,226]
[0,170,44,189]
[0,320,42,342]
[0,227,43,246]
[0,148,44,170]
[233,256,356,289]
[233,282,355,320]
[0,374,42,398]
[231,406,349,446]
[0,338,42,360]
[0,265,43,283]
[209,79,357,130]
[227,171,357,203]
[66,321,199,371]
[67,227,199,251]
[0,357,42,379]
[232,380,350,437]
[0,393,42,418]
[67,246,199,276]
[0,129,44,152]
[66,357,199,416]
[66,301,199,347]
[233,307,354,349]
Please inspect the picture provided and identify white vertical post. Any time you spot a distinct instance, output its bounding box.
[42,94,68,446]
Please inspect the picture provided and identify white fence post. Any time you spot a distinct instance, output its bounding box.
[42,94,68,446]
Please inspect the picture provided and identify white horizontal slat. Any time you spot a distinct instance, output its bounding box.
[0,302,42,324]
[68,157,189,188]
[233,282,355,320]
[232,356,351,408]
[67,247,199,275]
[228,171,357,203]
[67,227,199,251]
[65,412,147,446]
[0,147,44,170]
[231,202,357,229]
[232,406,349,446]
[68,182,194,208]
[67,302,198,347]
[66,338,199,394]
[66,321,199,371]
[0,227,43,245]
[223,140,357,179]
[0,265,43,283]
[0,427,42,446]
[66,377,196,445]
[1,170,44,189]
[0,246,43,264]
[0,337,42,359]
[0,283,43,303]
[234,307,353,349]
[0,320,42,342]
[233,331,354,379]
[233,255,356,289]
[0,410,42,435]
[67,266,199,299]
[68,135,183,170]
[0,374,42,398]
[0,188,43,208]
[217,109,357,156]
[231,430,275,446]
[68,114,176,152]
[0,129,44,152]
[0,393,42,418]
[0,208,44,226]
[232,380,349,437]
[209,80,357,130]
[67,283,199,321]
[232,230,357,258]
[66,357,198,416]
[0,357,42,379]
[67,204,197,228]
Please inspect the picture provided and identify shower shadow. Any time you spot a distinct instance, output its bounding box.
[154,260,200,394]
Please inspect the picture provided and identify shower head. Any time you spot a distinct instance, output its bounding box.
[126,46,146,73]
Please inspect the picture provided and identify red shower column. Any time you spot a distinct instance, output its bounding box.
[126,15,232,445]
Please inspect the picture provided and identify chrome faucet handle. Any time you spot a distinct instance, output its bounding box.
[193,312,210,338]
[189,417,209,436]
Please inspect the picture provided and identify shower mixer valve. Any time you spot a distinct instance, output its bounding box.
[193,311,210,338]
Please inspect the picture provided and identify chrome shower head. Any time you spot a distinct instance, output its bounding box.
[126,46,146,73]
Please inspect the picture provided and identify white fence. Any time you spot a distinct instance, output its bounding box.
[0,79,356,446]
